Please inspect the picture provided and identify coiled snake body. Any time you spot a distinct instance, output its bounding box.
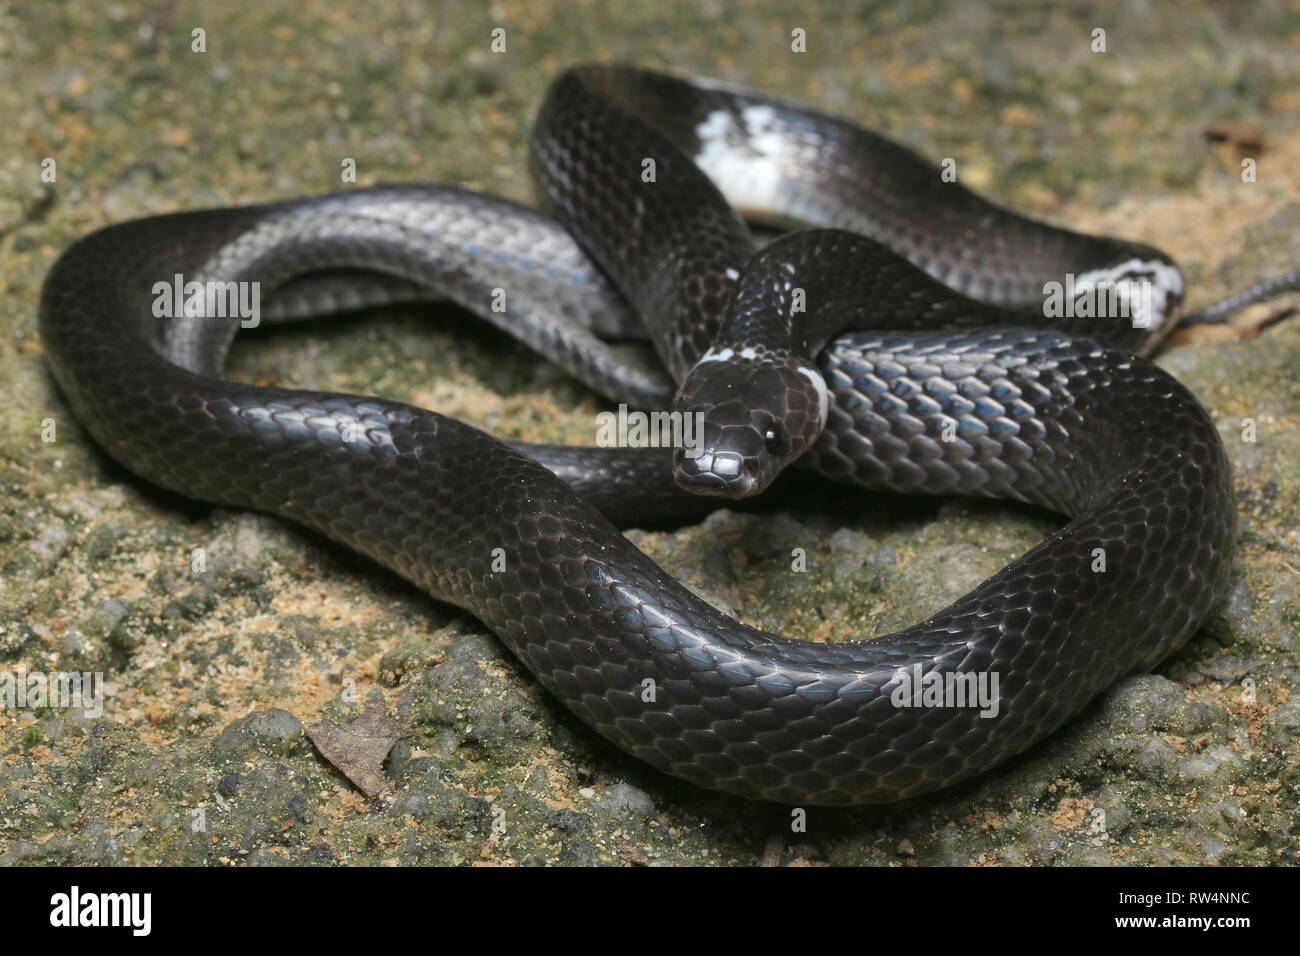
[41,65,1235,805]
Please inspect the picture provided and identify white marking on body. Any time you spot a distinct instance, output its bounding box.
[725,267,740,280]
[739,346,759,360]
[693,106,794,217]
[1072,258,1184,334]
[798,365,830,429]
[698,346,735,363]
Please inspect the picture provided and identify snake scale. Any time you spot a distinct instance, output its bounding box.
[40,65,1236,805]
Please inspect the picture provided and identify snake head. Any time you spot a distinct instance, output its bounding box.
[672,353,829,498]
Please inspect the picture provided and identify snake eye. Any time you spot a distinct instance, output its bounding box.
[763,425,787,457]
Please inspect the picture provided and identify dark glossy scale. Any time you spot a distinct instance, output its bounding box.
[39,66,1234,805]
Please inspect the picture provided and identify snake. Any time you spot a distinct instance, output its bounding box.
[39,64,1244,806]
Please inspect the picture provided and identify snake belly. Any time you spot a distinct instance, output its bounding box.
[39,66,1236,805]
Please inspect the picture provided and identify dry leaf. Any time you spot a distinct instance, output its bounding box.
[306,692,405,797]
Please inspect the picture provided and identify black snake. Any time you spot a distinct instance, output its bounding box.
[40,64,1243,805]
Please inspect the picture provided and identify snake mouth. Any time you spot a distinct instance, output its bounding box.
[674,447,761,497]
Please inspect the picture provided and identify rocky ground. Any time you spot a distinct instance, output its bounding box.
[1,2,1297,865]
